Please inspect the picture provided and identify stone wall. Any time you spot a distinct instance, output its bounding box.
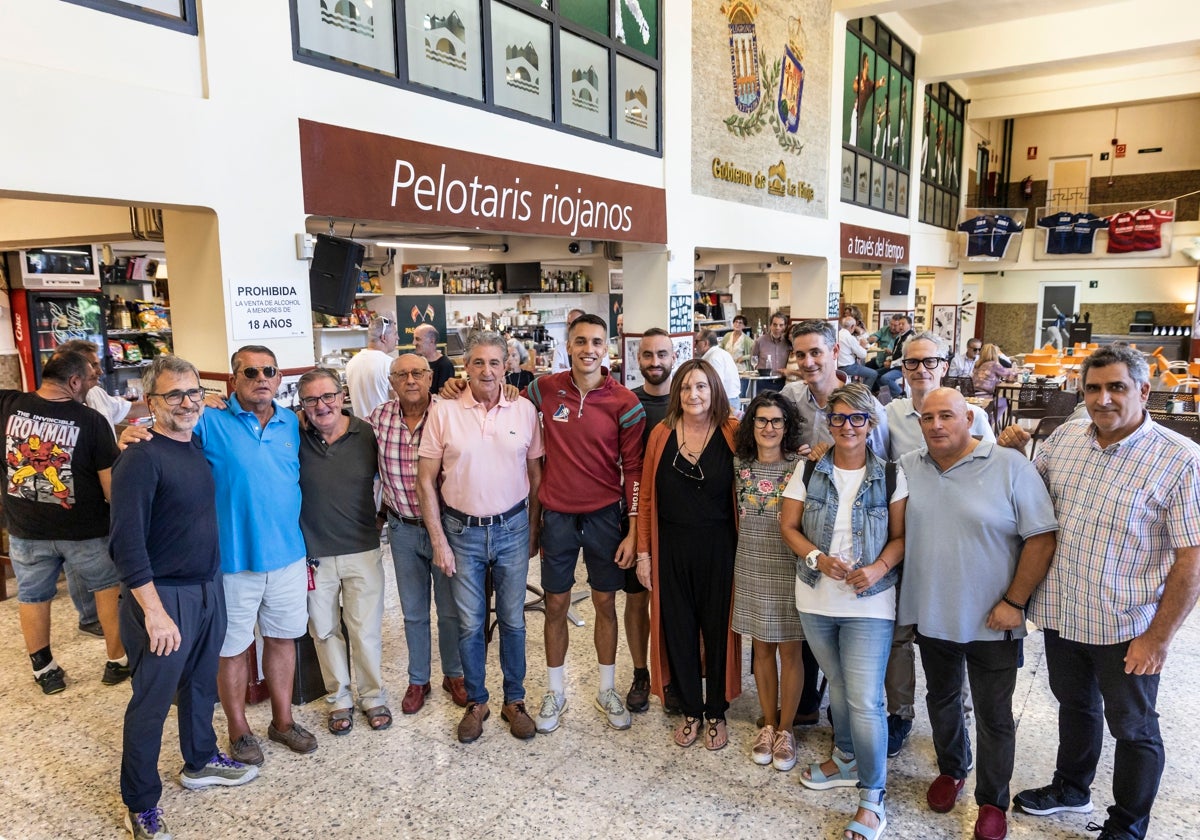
[967,169,1200,222]
[981,302,1191,355]
[0,353,21,390]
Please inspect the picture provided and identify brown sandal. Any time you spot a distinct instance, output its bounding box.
[705,717,728,751]
[674,715,701,747]
[364,705,393,731]
[328,708,353,735]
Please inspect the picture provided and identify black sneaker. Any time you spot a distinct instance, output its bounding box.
[663,683,682,716]
[78,620,104,637]
[1086,821,1131,839]
[35,666,66,695]
[626,670,650,713]
[1014,781,1094,816]
[886,714,912,757]
[103,660,132,686]
[125,806,171,840]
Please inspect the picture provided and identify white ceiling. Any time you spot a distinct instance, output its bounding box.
[896,0,1124,35]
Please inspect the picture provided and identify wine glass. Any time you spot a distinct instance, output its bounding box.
[750,355,759,371]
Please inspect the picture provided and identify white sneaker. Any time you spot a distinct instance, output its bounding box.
[536,691,567,734]
[594,688,632,730]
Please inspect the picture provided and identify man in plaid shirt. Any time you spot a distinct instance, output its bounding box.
[369,353,466,715]
[1002,345,1200,840]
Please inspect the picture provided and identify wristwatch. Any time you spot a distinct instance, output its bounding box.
[805,549,822,570]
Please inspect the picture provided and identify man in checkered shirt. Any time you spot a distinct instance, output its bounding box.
[1001,345,1200,840]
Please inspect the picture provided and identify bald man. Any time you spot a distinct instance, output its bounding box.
[898,388,1056,840]
[413,324,456,393]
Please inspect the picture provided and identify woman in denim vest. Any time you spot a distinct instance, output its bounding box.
[781,383,907,840]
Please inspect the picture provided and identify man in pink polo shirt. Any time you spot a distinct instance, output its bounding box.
[416,332,544,745]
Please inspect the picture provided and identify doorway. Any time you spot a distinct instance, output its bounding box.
[1036,282,1080,350]
[1046,156,1091,213]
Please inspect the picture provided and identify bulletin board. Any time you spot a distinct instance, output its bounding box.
[621,332,694,390]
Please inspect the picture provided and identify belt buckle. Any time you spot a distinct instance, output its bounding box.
[476,514,495,527]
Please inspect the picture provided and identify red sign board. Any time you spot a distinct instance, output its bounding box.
[840,223,910,265]
[1115,143,1127,158]
[298,120,667,244]
[1027,146,1037,160]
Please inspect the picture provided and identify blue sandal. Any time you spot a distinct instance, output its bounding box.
[799,753,858,790]
[844,795,886,840]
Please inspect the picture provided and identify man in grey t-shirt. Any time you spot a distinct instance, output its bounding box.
[898,388,1056,840]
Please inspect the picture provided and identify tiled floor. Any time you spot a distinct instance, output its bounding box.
[0,548,1195,840]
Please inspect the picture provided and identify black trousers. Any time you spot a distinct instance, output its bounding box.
[916,632,1018,809]
[658,522,734,719]
[120,579,226,812]
[1044,629,1163,839]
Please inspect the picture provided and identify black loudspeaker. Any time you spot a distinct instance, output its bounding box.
[309,234,365,316]
[888,267,911,296]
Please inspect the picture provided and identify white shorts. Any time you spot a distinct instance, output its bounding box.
[220,559,308,657]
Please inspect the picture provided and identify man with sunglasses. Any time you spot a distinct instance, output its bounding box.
[369,353,466,716]
[781,319,889,459]
[111,355,258,840]
[883,331,995,758]
[297,368,392,735]
[125,346,316,766]
[346,314,398,418]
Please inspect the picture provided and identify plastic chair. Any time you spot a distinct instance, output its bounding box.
[1029,390,1083,458]
[1189,362,1200,379]
[943,375,974,395]
[1024,353,1053,366]
[1033,362,1062,377]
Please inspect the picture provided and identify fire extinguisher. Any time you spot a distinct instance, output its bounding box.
[1021,176,1034,199]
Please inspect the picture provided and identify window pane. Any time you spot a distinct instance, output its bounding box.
[561,30,610,136]
[617,0,656,58]
[405,0,484,100]
[616,55,656,148]
[297,0,397,75]
[842,33,861,145]
[490,1,553,120]
[560,0,609,36]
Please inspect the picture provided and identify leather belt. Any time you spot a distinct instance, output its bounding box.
[443,500,527,528]
[384,506,425,528]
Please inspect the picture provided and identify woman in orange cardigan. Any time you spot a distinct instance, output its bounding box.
[636,358,742,750]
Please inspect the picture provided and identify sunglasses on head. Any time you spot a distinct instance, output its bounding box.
[240,365,278,379]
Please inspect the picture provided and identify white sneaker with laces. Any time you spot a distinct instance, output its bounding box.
[594,688,632,730]
[536,691,567,734]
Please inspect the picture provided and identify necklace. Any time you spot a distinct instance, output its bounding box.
[678,423,714,462]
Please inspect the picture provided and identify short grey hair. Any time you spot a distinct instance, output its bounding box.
[142,354,201,396]
[368,314,395,341]
[904,331,948,358]
[789,318,836,350]
[465,330,508,361]
[297,367,342,393]
[1081,345,1151,388]
[696,329,719,350]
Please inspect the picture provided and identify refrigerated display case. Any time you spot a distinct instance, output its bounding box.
[10,289,106,389]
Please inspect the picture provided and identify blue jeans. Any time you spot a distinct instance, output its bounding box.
[879,368,904,397]
[839,364,878,391]
[800,612,894,792]
[1044,629,1163,839]
[389,516,463,685]
[443,508,529,706]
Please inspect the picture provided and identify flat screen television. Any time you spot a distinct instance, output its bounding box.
[495,262,541,292]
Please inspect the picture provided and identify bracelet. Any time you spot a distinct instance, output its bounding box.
[1001,595,1027,612]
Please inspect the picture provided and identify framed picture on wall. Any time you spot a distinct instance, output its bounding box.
[933,304,958,350]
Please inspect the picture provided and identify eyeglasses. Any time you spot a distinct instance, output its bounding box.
[901,357,945,371]
[298,392,341,408]
[148,388,205,406]
[389,369,429,380]
[239,365,278,379]
[828,412,871,428]
[752,416,786,429]
[670,449,705,482]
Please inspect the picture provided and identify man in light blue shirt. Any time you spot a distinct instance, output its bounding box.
[899,388,1056,840]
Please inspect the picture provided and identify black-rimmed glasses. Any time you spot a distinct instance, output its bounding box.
[239,365,278,379]
[298,392,341,408]
[900,357,945,370]
[828,412,871,428]
[147,388,205,406]
[753,416,786,429]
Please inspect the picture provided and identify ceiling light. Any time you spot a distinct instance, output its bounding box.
[374,240,472,252]
[41,248,92,255]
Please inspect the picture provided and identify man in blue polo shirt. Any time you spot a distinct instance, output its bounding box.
[899,388,1057,840]
[201,346,315,765]
[123,345,316,767]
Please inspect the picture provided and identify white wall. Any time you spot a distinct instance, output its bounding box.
[976,267,1197,305]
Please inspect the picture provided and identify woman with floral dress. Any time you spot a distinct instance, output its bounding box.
[731,392,818,772]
